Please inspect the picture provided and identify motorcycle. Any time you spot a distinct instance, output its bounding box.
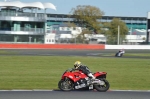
[58,68,110,92]
[115,50,125,57]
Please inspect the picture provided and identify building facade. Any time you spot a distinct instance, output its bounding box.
[0,1,148,44]
[0,1,56,43]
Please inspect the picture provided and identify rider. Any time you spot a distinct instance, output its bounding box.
[73,61,95,80]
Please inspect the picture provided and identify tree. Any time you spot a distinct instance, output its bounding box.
[104,18,129,44]
[70,5,104,34]
[69,5,104,43]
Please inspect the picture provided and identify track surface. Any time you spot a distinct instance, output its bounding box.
[0,90,150,99]
[0,49,150,59]
[0,49,150,99]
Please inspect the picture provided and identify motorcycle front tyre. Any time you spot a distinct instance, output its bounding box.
[58,79,74,91]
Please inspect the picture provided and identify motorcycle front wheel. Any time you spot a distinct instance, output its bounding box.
[94,78,110,92]
[58,79,74,91]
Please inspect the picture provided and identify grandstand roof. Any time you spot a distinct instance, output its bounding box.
[0,1,56,10]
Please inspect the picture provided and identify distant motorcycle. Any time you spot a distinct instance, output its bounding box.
[58,68,110,92]
[115,50,125,57]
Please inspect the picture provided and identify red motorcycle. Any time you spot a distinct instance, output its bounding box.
[58,68,110,92]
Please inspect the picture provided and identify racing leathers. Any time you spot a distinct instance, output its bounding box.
[75,65,95,80]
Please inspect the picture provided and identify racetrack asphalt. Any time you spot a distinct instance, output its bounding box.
[0,49,150,99]
[0,90,150,99]
[0,49,150,59]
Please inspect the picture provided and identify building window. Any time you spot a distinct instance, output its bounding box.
[73,27,76,30]
[67,27,70,30]
[62,27,65,30]
[52,39,54,42]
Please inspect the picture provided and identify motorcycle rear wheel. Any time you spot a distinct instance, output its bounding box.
[94,78,110,92]
[58,79,74,91]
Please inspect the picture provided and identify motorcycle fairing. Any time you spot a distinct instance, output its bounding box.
[62,71,87,82]
[94,72,107,78]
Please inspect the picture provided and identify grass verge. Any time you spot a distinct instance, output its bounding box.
[0,56,150,90]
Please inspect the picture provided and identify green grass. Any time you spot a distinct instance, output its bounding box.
[124,53,150,57]
[0,56,150,90]
[101,53,150,57]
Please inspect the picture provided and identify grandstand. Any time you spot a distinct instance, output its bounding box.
[0,1,149,44]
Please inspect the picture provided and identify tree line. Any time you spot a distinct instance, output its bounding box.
[67,5,128,44]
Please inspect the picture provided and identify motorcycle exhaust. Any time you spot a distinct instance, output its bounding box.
[75,83,86,89]
[92,79,105,85]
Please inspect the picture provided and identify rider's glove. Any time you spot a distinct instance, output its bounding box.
[71,68,76,72]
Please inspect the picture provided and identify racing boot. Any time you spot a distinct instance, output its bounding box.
[88,73,96,83]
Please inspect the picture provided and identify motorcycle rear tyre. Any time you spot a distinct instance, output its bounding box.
[94,78,110,92]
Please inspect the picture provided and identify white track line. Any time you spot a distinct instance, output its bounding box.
[0,89,150,92]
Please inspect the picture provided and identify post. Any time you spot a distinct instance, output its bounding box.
[118,25,120,45]
[29,36,32,43]
[130,27,132,35]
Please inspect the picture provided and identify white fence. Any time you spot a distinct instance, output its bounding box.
[105,45,150,49]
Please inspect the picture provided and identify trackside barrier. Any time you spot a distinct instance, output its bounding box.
[105,45,150,49]
[0,43,105,50]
